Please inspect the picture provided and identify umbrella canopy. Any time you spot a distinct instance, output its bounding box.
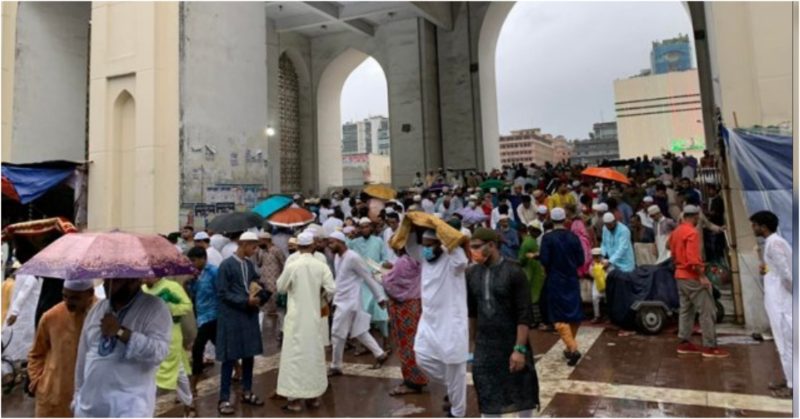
[252,195,293,219]
[479,179,507,192]
[207,211,264,234]
[268,207,315,228]
[16,231,195,281]
[363,184,397,201]
[581,167,631,185]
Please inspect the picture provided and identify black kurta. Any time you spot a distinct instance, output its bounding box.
[467,259,540,415]
[216,255,264,362]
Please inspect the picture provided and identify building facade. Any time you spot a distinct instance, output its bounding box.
[614,69,705,159]
[341,116,390,156]
[650,34,693,75]
[499,129,571,167]
[570,122,620,165]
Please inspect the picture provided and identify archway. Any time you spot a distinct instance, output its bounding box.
[112,90,136,229]
[279,53,301,193]
[479,1,717,169]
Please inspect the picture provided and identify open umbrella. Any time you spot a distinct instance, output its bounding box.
[208,211,264,234]
[479,179,507,192]
[268,207,315,228]
[363,184,397,201]
[16,231,195,281]
[252,195,293,219]
[581,167,631,185]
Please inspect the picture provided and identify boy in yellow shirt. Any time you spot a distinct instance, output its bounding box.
[590,248,606,323]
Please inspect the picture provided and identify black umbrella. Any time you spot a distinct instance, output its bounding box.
[207,211,263,234]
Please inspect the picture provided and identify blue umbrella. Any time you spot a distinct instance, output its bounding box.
[253,195,293,219]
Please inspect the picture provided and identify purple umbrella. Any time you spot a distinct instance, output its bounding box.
[17,231,196,281]
[457,207,488,226]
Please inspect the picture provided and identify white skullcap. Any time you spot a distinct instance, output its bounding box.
[358,217,372,225]
[239,231,259,242]
[537,205,548,215]
[528,220,543,231]
[288,237,298,245]
[293,194,301,199]
[592,189,599,194]
[64,279,94,291]
[413,195,422,202]
[343,226,356,234]
[683,205,700,215]
[595,182,603,188]
[329,231,347,243]
[647,205,661,216]
[258,231,272,239]
[499,214,510,221]
[422,230,438,240]
[385,207,395,214]
[596,203,609,212]
[469,195,479,201]
[591,248,602,256]
[297,232,314,246]
[194,232,210,241]
[572,180,581,187]
[643,196,654,203]
[490,188,498,193]
[533,190,543,197]
[467,188,474,192]
[551,207,566,221]
[603,212,616,224]
[664,180,673,186]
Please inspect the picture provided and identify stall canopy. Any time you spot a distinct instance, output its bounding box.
[724,128,793,246]
[1,161,82,204]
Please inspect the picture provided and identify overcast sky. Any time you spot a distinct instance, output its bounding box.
[341,2,694,139]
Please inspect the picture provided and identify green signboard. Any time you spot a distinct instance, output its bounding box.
[669,137,705,152]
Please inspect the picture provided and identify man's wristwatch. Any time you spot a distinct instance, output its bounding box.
[116,327,126,339]
[513,344,528,354]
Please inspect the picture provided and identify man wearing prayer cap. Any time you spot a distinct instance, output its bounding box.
[648,205,676,263]
[194,231,224,267]
[28,279,97,416]
[536,205,549,223]
[636,196,656,229]
[349,213,392,349]
[600,212,635,273]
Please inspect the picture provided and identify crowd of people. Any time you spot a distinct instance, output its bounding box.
[1,150,794,418]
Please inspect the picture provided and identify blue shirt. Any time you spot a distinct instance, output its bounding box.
[497,227,520,260]
[601,223,636,273]
[347,235,387,265]
[190,264,219,326]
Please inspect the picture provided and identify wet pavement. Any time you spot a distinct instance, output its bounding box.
[2,315,793,417]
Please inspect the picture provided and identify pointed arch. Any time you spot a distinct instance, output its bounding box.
[111,89,135,228]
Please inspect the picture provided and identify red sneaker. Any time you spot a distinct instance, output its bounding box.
[677,341,703,354]
[702,347,730,358]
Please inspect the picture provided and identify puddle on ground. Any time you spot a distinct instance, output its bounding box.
[390,403,427,417]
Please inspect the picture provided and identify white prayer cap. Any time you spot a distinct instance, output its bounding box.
[343,226,356,234]
[258,231,272,239]
[297,232,314,246]
[591,248,602,256]
[592,203,603,212]
[239,231,259,242]
[643,196,654,203]
[329,231,347,243]
[533,190,543,198]
[551,207,566,221]
[385,207,395,214]
[664,180,673,186]
[572,180,581,187]
[647,205,661,216]
[64,279,94,292]
[592,189,599,194]
[193,232,210,241]
[683,205,700,215]
[304,224,324,238]
[413,195,422,202]
[528,220,543,231]
[467,188,474,193]
[469,195,479,201]
[490,188,498,193]
[595,203,609,212]
[595,182,603,188]
[603,212,616,224]
[293,194,301,200]
[537,205,548,215]
[358,217,372,225]
[422,230,438,240]
[288,237,298,246]
[499,214,510,221]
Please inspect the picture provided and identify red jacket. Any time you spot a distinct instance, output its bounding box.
[669,222,704,280]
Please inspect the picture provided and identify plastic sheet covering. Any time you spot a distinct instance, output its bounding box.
[605,261,680,330]
[1,165,75,205]
[723,128,793,247]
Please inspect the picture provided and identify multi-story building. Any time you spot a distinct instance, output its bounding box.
[613,68,704,159]
[499,128,573,167]
[341,116,390,156]
[650,34,693,75]
[570,122,620,165]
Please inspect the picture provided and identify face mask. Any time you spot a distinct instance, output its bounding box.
[471,248,488,265]
[422,246,438,261]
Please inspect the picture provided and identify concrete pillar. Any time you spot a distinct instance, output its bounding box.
[1,2,18,162]
[88,2,180,234]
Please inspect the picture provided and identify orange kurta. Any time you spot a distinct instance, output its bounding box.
[27,300,93,417]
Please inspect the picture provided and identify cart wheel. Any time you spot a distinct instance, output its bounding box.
[715,300,725,323]
[636,306,666,335]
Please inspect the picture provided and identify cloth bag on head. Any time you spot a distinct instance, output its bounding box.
[389,211,466,251]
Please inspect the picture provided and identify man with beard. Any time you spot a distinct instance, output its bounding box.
[72,278,172,417]
[467,228,539,417]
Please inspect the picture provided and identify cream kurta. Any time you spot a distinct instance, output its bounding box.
[276,253,336,399]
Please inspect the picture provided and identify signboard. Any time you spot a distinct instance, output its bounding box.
[215,202,236,214]
[194,204,216,217]
[669,137,705,153]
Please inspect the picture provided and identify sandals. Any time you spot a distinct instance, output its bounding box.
[282,402,303,413]
[217,401,235,416]
[241,393,265,406]
[370,350,392,369]
[389,384,423,396]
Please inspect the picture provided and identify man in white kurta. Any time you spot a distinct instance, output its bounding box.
[750,210,793,398]
[276,233,336,410]
[72,279,172,417]
[285,226,333,346]
[4,274,41,361]
[327,232,390,375]
[407,230,469,418]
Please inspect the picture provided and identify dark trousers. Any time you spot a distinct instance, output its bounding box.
[192,320,217,376]
[220,357,254,402]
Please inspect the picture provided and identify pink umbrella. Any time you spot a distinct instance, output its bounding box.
[17,231,195,281]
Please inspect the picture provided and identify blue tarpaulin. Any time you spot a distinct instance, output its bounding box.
[1,165,75,205]
[723,128,793,246]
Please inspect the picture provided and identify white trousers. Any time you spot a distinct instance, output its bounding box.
[331,333,383,369]
[765,287,793,388]
[176,363,193,406]
[592,283,605,319]
[415,353,467,417]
